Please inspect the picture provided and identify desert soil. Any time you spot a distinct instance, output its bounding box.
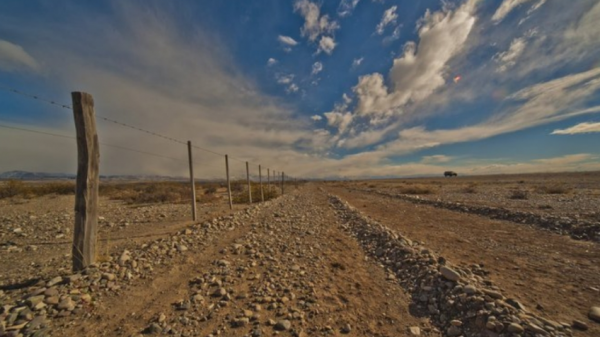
[1,180,599,337]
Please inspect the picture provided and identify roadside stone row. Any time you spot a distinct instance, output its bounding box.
[0,203,266,337]
[357,188,600,243]
[329,194,599,336]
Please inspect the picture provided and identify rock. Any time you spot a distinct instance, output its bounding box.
[46,276,63,287]
[44,296,59,305]
[572,319,588,331]
[26,296,45,308]
[233,317,250,327]
[341,324,351,334]
[145,323,162,334]
[590,306,600,323]
[440,266,461,282]
[447,325,461,336]
[57,298,75,311]
[463,285,477,295]
[525,323,548,335]
[507,323,524,333]
[482,289,503,300]
[274,320,291,331]
[177,244,188,252]
[102,273,116,281]
[450,320,462,326]
[409,326,421,336]
[212,288,227,297]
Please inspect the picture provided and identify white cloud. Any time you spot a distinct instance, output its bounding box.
[294,0,340,42]
[276,73,294,84]
[338,0,361,17]
[0,39,39,72]
[287,83,299,93]
[383,25,401,44]
[311,61,323,75]
[351,0,478,119]
[421,155,453,164]
[311,115,323,121]
[492,0,531,23]
[352,57,364,68]
[317,36,337,55]
[324,111,353,133]
[551,122,600,135]
[278,35,299,46]
[494,37,526,73]
[267,58,277,66]
[376,6,398,35]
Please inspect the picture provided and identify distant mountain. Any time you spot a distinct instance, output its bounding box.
[0,170,76,180]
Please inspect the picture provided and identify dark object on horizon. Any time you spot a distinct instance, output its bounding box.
[444,171,458,177]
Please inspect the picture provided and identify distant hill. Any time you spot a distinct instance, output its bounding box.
[0,170,76,180]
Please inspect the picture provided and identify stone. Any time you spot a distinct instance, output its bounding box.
[102,273,116,281]
[482,289,503,300]
[447,325,461,336]
[44,296,59,305]
[525,323,548,335]
[572,320,588,331]
[212,288,227,297]
[507,323,524,333]
[57,298,75,311]
[26,296,45,308]
[341,324,351,334]
[440,266,461,282]
[145,323,162,334]
[450,320,462,326]
[274,320,291,331]
[409,326,421,336]
[589,306,600,323]
[233,317,250,327]
[46,276,63,287]
[463,285,477,295]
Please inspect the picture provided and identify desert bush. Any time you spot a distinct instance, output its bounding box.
[509,189,528,200]
[232,183,279,204]
[203,184,218,195]
[100,182,191,204]
[461,184,478,194]
[0,180,75,199]
[0,180,29,198]
[537,185,571,194]
[397,184,435,195]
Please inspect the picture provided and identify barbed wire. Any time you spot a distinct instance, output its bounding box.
[0,84,292,174]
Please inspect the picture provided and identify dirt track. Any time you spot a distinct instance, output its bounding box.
[1,184,599,336]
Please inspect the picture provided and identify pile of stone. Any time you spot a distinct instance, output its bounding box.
[0,204,263,337]
[329,194,599,336]
[359,188,600,242]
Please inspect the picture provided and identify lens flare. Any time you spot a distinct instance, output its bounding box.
[453,75,461,83]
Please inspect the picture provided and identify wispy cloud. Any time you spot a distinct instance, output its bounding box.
[311,115,322,121]
[277,35,298,46]
[492,0,538,23]
[311,61,323,75]
[421,155,453,164]
[317,36,337,55]
[337,0,360,17]
[267,58,277,66]
[552,122,600,135]
[0,39,39,72]
[294,0,339,42]
[351,57,364,68]
[376,6,398,35]
[494,37,526,73]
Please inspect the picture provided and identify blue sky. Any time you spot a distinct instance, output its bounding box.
[1,0,600,178]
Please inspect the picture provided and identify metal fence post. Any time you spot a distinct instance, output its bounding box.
[187,141,197,221]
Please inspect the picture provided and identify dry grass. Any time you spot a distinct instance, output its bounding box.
[397,184,436,195]
[0,180,74,199]
[509,189,529,200]
[461,183,478,194]
[232,183,279,204]
[536,185,572,195]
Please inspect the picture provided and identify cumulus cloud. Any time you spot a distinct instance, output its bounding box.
[278,35,299,46]
[276,73,294,84]
[287,83,299,93]
[421,155,453,164]
[0,39,39,72]
[267,58,277,66]
[311,115,323,121]
[324,93,353,133]
[551,122,600,135]
[376,6,398,34]
[311,61,323,75]
[494,37,526,73]
[317,36,337,55]
[294,0,340,42]
[338,0,360,17]
[351,0,478,118]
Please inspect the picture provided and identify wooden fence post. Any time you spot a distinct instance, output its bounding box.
[187,141,197,221]
[267,168,270,194]
[225,155,233,210]
[72,92,99,272]
[259,165,264,202]
[281,171,284,195]
[246,161,252,205]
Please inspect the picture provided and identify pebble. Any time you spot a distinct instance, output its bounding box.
[572,319,588,331]
[274,320,291,331]
[409,326,421,335]
[507,323,524,333]
[440,266,461,282]
[590,306,600,323]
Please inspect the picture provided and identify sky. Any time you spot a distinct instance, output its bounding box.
[0,0,600,179]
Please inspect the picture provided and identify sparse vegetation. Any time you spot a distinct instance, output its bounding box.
[232,183,279,203]
[509,189,529,200]
[0,180,75,199]
[536,185,572,194]
[461,183,478,194]
[397,184,435,195]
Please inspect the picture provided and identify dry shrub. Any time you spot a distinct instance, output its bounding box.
[397,184,435,195]
[100,182,192,204]
[0,180,75,199]
[461,183,478,194]
[509,189,528,200]
[537,185,572,194]
[232,183,279,204]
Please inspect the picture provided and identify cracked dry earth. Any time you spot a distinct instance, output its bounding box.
[2,184,599,337]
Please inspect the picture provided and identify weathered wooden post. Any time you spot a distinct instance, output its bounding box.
[259,165,264,202]
[225,155,233,210]
[281,171,284,195]
[72,92,99,272]
[267,168,271,194]
[187,141,197,221]
[246,161,252,205]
